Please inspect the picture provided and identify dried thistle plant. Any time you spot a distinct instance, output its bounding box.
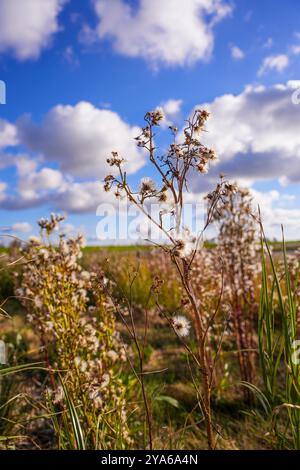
[16,215,130,449]
[214,187,260,399]
[104,109,236,449]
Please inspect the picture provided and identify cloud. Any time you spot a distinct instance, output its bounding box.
[78,23,99,46]
[187,81,300,190]
[0,154,117,213]
[0,156,67,210]
[10,222,32,233]
[250,189,300,239]
[1,178,115,214]
[89,0,232,67]
[17,102,145,178]
[63,46,80,66]
[58,222,75,235]
[0,0,67,60]
[0,119,18,149]
[15,157,66,201]
[230,45,244,60]
[263,37,273,49]
[258,54,289,76]
[244,10,252,22]
[161,99,183,119]
[0,182,7,201]
[158,99,183,126]
[291,44,300,55]
[54,180,113,213]
[0,102,147,214]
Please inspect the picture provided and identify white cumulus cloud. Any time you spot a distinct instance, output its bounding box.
[0,182,7,201]
[188,81,300,190]
[230,45,245,60]
[15,157,66,201]
[54,180,113,213]
[0,119,18,149]
[291,44,300,55]
[158,99,183,126]
[0,0,67,60]
[90,0,232,67]
[258,54,289,76]
[10,222,33,233]
[0,155,119,213]
[161,99,183,119]
[250,189,300,240]
[17,102,145,178]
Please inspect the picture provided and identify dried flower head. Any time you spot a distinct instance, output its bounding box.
[139,177,156,194]
[171,315,191,337]
[173,228,197,259]
[106,151,125,167]
[17,214,131,447]
[146,108,165,125]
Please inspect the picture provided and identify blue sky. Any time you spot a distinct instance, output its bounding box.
[1,0,300,243]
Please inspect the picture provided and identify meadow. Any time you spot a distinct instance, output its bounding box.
[1,110,300,451]
[1,215,300,450]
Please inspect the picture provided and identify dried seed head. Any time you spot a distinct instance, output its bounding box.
[146,108,165,125]
[107,151,124,167]
[139,177,156,194]
[151,275,164,294]
[171,315,191,337]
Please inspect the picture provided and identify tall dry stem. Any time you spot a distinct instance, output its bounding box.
[104,109,236,449]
